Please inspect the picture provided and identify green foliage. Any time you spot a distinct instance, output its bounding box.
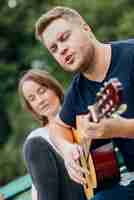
[0,0,134,185]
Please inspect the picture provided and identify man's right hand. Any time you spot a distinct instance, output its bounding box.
[50,117,89,185]
[63,142,89,185]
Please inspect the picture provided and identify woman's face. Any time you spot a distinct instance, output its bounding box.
[22,80,60,119]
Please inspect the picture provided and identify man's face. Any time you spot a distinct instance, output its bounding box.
[42,18,94,73]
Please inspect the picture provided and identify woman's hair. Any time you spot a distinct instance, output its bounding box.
[18,69,64,126]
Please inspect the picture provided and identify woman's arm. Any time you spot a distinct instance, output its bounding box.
[31,184,38,200]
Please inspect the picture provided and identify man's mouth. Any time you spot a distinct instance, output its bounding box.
[64,54,75,65]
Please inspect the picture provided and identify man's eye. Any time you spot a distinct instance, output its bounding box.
[50,44,57,53]
[60,31,70,41]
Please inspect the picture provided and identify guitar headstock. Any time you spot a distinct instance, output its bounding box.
[94,78,124,120]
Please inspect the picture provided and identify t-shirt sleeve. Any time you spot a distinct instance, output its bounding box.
[59,86,76,128]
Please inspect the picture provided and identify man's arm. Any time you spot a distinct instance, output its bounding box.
[75,113,134,140]
[49,116,88,185]
[49,116,74,156]
[105,117,134,138]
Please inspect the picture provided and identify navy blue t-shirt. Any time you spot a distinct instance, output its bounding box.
[60,39,134,171]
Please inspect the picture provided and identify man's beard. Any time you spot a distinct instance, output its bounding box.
[79,45,95,74]
[60,45,95,74]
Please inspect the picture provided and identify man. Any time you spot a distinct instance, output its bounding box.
[35,6,134,199]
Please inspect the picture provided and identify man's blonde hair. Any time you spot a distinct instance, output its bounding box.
[35,6,86,42]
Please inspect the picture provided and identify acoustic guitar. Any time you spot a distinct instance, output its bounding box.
[73,78,126,199]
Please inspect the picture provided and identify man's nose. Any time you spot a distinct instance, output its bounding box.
[60,47,68,55]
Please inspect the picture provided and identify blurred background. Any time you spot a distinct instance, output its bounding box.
[0,0,134,186]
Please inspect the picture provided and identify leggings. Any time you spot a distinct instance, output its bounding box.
[23,136,85,200]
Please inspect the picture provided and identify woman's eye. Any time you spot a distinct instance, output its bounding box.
[38,87,46,94]
[29,96,35,102]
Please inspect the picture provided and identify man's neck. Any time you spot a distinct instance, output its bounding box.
[83,43,111,82]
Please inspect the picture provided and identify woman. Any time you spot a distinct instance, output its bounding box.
[18,69,85,200]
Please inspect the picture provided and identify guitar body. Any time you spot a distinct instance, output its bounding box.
[91,142,120,190]
[73,129,120,198]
